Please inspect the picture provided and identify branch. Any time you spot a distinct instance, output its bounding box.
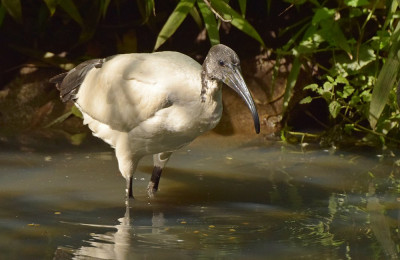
[202,0,232,22]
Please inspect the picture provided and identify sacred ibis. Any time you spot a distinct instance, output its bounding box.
[50,44,260,199]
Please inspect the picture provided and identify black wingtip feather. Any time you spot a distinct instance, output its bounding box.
[49,58,104,102]
[49,73,68,90]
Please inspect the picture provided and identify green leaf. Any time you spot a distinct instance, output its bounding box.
[333,44,376,75]
[299,96,313,104]
[58,0,84,26]
[44,111,73,128]
[71,105,83,119]
[344,123,355,134]
[238,0,246,17]
[369,57,400,128]
[323,81,333,92]
[344,0,369,7]
[319,20,352,58]
[311,7,334,26]
[321,91,333,101]
[101,0,111,18]
[341,85,355,98]
[210,0,265,47]
[304,83,319,91]
[154,0,196,50]
[189,5,202,29]
[197,0,219,46]
[1,0,22,23]
[326,75,334,83]
[43,0,57,16]
[329,101,341,118]
[336,75,349,85]
[70,133,87,146]
[137,0,154,22]
[283,57,301,111]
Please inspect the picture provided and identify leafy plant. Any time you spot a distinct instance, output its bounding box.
[282,0,400,145]
[154,0,265,50]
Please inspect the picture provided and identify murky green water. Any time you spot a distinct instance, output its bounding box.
[1,136,400,259]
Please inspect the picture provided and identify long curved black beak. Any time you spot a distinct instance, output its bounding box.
[224,66,260,134]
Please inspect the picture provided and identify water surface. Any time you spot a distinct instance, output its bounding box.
[1,136,400,259]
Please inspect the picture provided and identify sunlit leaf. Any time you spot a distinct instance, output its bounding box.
[333,44,376,75]
[1,0,22,23]
[299,96,312,104]
[304,83,319,91]
[283,57,300,111]
[323,81,333,92]
[341,85,355,98]
[43,0,57,16]
[329,100,341,118]
[58,0,84,26]
[326,75,334,83]
[369,22,400,129]
[71,105,83,119]
[197,0,219,46]
[210,0,265,47]
[311,7,334,25]
[336,75,349,85]
[344,0,369,7]
[369,57,399,128]
[321,91,333,101]
[154,0,196,50]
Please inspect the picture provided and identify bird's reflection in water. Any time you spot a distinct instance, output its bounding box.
[56,200,178,260]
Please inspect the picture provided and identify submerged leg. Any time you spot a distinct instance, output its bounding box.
[116,139,138,200]
[126,176,134,199]
[147,152,172,197]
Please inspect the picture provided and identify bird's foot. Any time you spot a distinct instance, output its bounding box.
[147,181,158,198]
[125,189,135,201]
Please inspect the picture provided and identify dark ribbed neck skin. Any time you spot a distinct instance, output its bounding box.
[201,56,215,103]
[200,69,207,102]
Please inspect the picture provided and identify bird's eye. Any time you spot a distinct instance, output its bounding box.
[218,60,224,66]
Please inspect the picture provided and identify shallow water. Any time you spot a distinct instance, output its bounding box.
[1,136,400,259]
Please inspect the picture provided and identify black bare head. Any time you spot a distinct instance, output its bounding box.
[202,44,260,134]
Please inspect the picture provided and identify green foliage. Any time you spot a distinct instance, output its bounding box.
[154,0,265,50]
[369,18,400,129]
[283,0,400,145]
[0,0,263,57]
[197,0,219,46]
[154,0,196,50]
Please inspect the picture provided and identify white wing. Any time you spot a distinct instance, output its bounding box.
[76,52,202,133]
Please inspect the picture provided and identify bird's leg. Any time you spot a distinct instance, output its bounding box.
[148,166,162,194]
[116,140,138,200]
[147,152,172,198]
[126,176,134,200]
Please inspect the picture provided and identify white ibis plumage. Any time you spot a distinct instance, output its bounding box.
[50,44,260,199]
